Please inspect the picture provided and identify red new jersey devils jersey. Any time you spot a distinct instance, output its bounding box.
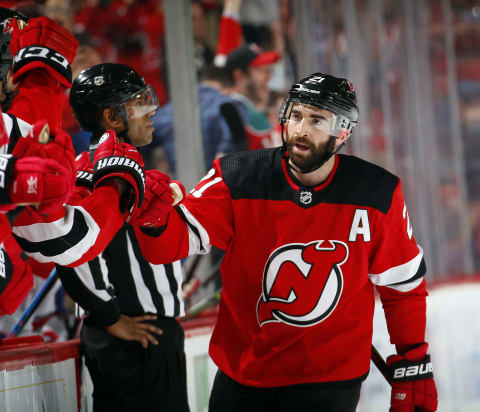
[136,148,427,387]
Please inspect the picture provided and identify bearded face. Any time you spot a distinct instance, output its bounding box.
[286,133,336,171]
[285,104,337,172]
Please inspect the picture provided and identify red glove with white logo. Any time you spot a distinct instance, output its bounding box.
[127,170,185,227]
[9,156,73,214]
[13,119,76,182]
[75,152,93,198]
[92,130,145,213]
[387,343,438,412]
[9,16,79,87]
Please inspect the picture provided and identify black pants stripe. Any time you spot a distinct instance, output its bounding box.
[208,369,361,412]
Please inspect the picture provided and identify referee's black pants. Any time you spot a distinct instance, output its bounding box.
[209,369,361,412]
[81,317,190,412]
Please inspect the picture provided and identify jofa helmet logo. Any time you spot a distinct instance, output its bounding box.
[94,75,104,86]
[299,190,312,205]
[257,240,348,327]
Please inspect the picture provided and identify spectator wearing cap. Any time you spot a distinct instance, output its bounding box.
[224,43,281,150]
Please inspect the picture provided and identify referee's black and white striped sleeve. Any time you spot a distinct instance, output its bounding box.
[57,255,122,327]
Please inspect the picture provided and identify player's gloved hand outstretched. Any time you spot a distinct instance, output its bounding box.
[0,153,73,215]
[127,169,185,227]
[92,130,145,213]
[387,342,438,412]
[13,119,77,182]
[8,16,79,87]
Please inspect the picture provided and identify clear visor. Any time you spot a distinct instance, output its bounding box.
[124,85,159,120]
[285,103,336,136]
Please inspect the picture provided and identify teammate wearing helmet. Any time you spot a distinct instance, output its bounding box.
[0,7,79,315]
[132,72,438,411]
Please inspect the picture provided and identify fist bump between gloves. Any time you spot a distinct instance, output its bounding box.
[128,170,186,227]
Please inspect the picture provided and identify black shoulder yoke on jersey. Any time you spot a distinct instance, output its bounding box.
[219,148,399,214]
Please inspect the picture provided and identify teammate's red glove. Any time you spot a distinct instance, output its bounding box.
[9,16,78,87]
[387,343,438,412]
[0,238,34,316]
[13,119,77,181]
[75,151,94,189]
[127,170,185,227]
[0,155,73,215]
[71,151,94,201]
[92,130,145,213]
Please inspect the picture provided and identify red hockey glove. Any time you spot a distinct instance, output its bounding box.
[0,155,73,214]
[127,170,185,227]
[9,16,78,87]
[0,215,10,243]
[75,151,94,190]
[13,119,76,181]
[387,343,438,412]
[92,130,145,213]
[0,239,34,316]
[72,151,94,201]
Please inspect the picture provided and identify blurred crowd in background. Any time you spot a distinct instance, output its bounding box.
[0,0,479,341]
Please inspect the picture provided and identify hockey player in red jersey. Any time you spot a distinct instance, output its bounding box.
[134,73,438,412]
[0,7,80,314]
[0,9,142,315]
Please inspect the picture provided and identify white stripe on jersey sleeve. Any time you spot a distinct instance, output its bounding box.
[126,232,157,314]
[368,246,424,292]
[16,116,33,137]
[178,204,211,256]
[12,205,101,265]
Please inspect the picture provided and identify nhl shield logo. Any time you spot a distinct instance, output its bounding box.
[299,190,312,205]
[94,76,104,86]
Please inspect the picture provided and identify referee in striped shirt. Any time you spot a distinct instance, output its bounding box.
[60,63,190,412]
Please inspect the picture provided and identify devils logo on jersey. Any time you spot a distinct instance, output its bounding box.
[257,240,348,327]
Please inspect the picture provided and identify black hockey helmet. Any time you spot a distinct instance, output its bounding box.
[70,63,158,140]
[0,8,28,93]
[279,73,359,140]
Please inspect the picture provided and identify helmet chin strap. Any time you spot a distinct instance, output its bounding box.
[280,121,345,175]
